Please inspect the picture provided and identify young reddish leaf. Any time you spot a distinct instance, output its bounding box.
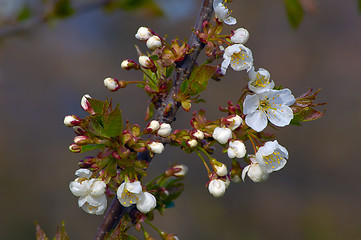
[35,222,49,240]
[54,221,69,240]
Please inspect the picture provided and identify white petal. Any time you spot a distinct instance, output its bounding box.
[245,110,268,132]
[69,180,88,197]
[136,192,157,213]
[267,106,293,127]
[227,148,236,159]
[90,180,106,197]
[75,169,92,179]
[221,57,230,75]
[241,165,251,181]
[243,94,260,114]
[208,179,226,197]
[224,16,237,25]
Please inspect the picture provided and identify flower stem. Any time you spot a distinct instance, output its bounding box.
[196,149,212,174]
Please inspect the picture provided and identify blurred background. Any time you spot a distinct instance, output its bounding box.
[0,0,360,239]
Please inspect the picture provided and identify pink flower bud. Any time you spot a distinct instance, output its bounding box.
[64,115,81,127]
[73,126,86,135]
[81,94,95,114]
[69,144,81,153]
[138,56,156,70]
[103,77,120,92]
[74,135,93,145]
[121,59,139,70]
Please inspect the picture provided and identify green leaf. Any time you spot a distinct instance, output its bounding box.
[359,0,361,13]
[53,0,74,18]
[80,144,105,153]
[102,105,123,137]
[181,65,216,96]
[88,98,105,114]
[284,0,304,28]
[17,5,32,21]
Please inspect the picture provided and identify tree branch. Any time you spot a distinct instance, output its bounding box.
[94,0,214,239]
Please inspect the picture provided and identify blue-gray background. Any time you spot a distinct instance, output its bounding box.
[0,0,360,239]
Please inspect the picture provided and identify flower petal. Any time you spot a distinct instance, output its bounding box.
[245,110,268,132]
[267,105,293,127]
[243,94,260,114]
[224,16,237,25]
[136,192,157,213]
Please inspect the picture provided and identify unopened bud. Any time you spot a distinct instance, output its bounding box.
[74,135,93,145]
[104,77,120,92]
[64,115,81,127]
[146,35,162,50]
[187,139,198,148]
[157,123,172,137]
[147,120,160,131]
[226,115,243,130]
[208,179,226,197]
[211,159,228,177]
[173,164,188,177]
[230,27,249,44]
[121,59,139,70]
[73,126,86,135]
[81,94,95,114]
[148,141,164,154]
[135,26,153,41]
[139,56,156,70]
[69,144,81,153]
[192,130,204,140]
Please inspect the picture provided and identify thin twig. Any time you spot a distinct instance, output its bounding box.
[94,0,214,239]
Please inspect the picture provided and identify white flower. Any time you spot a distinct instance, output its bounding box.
[255,140,288,174]
[227,140,246,158]
[208,179,226,197]
[243,89,295,132]
[187,139,198,148]
[148,141,165,154]
[69,169,107,215]
[116,181,156,213]
[212,127,232,144]
[157,123,172,137]
[221,44,253,75]
[213,0,236,25]
[193,130,204,140]
[248,67,274,94]
[104,77,120,92]
[117,181,143,207]
[136,192,157,213]
[226,115,243,130]
[230,28,249,44]
[146,35,162,50]
[135,27,153,41]
[147,120,160,131]
[214,163,228,177]
[173,164,188,177]
[242,160,269,183]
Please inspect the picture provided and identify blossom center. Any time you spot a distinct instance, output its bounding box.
[263,151,283,169]
[251,73,269,88]
[120,189,139,205]
[231,51,248,67]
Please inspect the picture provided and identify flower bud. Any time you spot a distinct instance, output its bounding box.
[81,94,95,114]
[73,126,86,135]
[246,163,269,183]
[226,115,243,130]
[139,56,156,70]
[192,130,204,140]
[121,59,139,70]
[230,27,249,44]
[212,127,232,144]
[187,139,198,148]
[147,120,160,132]
[227,140,246,159]
[103,77,120,92]
[69,144,81,153]
[146,35,162,50]
[148,141,164,154]
[64,115,81,127]
[208,179,226,197]
[212,161,228,177]
[173,164,188,177]
[157,123,172,137]
[74,135,93,145]
[135,26,153,41]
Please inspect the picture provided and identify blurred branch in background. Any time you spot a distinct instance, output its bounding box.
[0,0,163,39]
